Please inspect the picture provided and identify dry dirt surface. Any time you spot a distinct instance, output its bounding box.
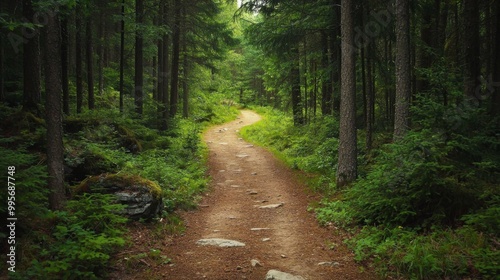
[110,110,373,280]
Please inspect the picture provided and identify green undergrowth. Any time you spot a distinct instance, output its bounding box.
[0,99,239,279]
[240,104,499,279]
[240,106,340,194]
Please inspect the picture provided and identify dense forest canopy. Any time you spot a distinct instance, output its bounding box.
[0,0,499,278]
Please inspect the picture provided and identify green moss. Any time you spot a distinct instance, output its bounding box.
[73,173,162,199]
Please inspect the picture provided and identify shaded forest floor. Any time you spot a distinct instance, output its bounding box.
[108,110,373,279]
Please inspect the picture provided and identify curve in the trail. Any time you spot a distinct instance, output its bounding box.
[148,110,371,279]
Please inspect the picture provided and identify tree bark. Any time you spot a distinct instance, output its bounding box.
[61,17,70,115]
[394,0,411,140]
[76,11,83,113]
[493,0,500,115]
[337,0,357,187]
[135,0,144,115]
[86,18,94,110]
[291,47,303,125]
[43,11,66,210]
[119,0,125,113]
[463,0,480,99]
[182,18,189,119]
[0,29,5,102]
[22,0,41,112]
[321,32,332,116]
[170,0,181,118]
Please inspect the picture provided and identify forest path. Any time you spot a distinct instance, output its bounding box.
[111,110,371,279]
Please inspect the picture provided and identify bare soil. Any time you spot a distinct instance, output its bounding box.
[109,110,373,280]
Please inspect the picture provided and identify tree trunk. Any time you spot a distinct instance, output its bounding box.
[463,0,480,99]
[119,0,125,113]
[76,11,83,113]
[182,20,189,119]
[61,17,70,115]
[22,0,41,112]
[493,0,500,115]
[98,10,105,95]
[337,0,357,187]
[43,11,66,210]
[0,35,4,102]
[321,32,332,115]
[366,44,374,150]
[135,0,144,115]
[291,47,303,125]
[394,0,411,140]
[170,0,181,118]
[86,18,94,110]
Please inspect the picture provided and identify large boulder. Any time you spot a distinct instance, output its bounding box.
[74,173,163,220]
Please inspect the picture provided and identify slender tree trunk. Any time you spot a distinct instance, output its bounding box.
[182,22,189,119]
[493,0,500,115]
[22,0,41,112]
[321,32,332,115]
[463,0,480,99]
[337,0,357,187]
[44,11,66,210]
[86,18,94,110]
[98,10,105,95]
[160,0,170,130]
[76,11,83,113]
[291,47,303,125]
[366,44,374,150]
[170,0,181,118]
[394,0,411,140]
[0,35,4,102]
[119,0,125,113]
[135,0,144,115]
[61,17,70,115]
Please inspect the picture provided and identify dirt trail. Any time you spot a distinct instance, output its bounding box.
[111,110,371,279]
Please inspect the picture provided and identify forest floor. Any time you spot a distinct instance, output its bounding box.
[109,110,373,280]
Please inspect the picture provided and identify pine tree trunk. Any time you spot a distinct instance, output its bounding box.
[119,0,125,113]
[22,0,41,112]
[98,11,105,95]
[170,0,181,118]
[337,0,357,188]
[394,0,411,140]
[182,23,189,119]
[61,17,70,115]
[43,11,66,210]
[135,0,144,115]
[76,11,83,113]
[493,0,500,115]
[463,0,480,99]
[0,35,4,102]
[291,47,303,125]
[87,18,94,110]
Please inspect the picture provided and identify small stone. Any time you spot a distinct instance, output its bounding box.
[250,228,270,231]
[245,145,254,148]
[196,238,245,247]
[281,254,287,258]
[236,154,249,158]
[249,190,258,195]
[219,142,228,145]
[259,203,284,209]
[251,172,257,175]
[265,269,304,280]
[251,259,262,267]
[213,230,220,232]
[237,266,243,270]
[199,204,209,208]
[318,261,340,266]
[262,238,271,242]
[231,185,241,188]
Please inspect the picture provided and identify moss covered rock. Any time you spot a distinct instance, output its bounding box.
[74,173,163,220]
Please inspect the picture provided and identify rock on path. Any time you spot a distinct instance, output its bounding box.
[265,270,305,280]
[196,238,245,247]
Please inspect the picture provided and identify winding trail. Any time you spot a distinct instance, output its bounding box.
[162,110,370,279]
[111,110,372,279]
